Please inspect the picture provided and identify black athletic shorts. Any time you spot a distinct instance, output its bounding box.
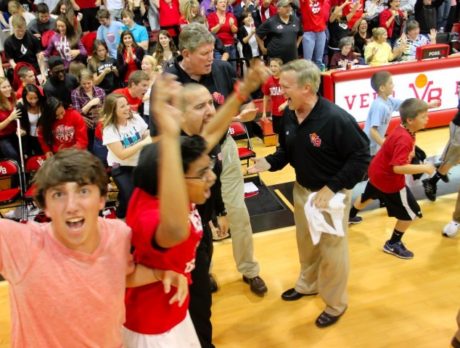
[361,181,422,221]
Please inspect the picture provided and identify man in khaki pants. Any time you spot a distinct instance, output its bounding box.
[249,59,370,328]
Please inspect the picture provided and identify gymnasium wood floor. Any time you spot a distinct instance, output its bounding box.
[1,127,459,347]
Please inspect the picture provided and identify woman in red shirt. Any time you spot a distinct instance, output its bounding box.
[380,0,406,46]
[37,97,88,158]
[117,30,145,86]
[207,0,238,68]
[0,77,22,162]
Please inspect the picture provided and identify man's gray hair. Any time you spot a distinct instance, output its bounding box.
[281,59,321,93]
[179,23,215,53]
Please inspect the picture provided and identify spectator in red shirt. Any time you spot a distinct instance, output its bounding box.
[0,77,22,162]
[207,0,238,67]
[154,0,181,42]
[380,0,407,46]
[261,58,286,134]
[113,70,150,112]
[37,96,88,157]
[299,0,330,67]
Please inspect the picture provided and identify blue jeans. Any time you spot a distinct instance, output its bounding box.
[437,0,451,30]
[302,31,327,68]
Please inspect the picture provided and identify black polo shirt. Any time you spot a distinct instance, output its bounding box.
[256,14,303,64]
[266,97,370,192]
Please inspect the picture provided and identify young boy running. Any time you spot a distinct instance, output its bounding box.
[0,148,187,347]
[349,99,436,259]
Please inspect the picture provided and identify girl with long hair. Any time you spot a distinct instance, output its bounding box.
[37,97,88,158]
[17,84,46,156]
[102,93,151,218]
[0,77,22,162]
[43,15,87,69]
[153,30,179,68]
[116,30,145,85]
[88,40,119,94]
[51,0,82,36]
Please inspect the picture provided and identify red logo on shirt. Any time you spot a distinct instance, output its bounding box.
[310,133,321,147]
[212,92,225,105]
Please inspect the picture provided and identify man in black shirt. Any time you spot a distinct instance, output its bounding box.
[4,14,46,81]
[256,0,303,64]
[249,59,370,328]
[43,57,79,108]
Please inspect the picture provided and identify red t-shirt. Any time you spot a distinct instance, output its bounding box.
[75,0,97,9]
[124,189,203,334]
[207,12,238,45]
[261,75,285,117]
[159,0,181,36]
[299,0,329,32]
[37,108,88,154]
[123,48,138,83]
[368,125,415,193]
[113,88,142,112]
[0,105,16,137]
[343,0,364,30]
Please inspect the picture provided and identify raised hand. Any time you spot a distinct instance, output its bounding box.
[152,74,184,136]
[239,60,270,97]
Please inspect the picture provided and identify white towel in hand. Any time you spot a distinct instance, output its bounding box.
[304,192,346,245]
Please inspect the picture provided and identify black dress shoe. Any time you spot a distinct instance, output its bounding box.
[315,310,346,328]
[281,288,317,301]
[243,275,267,296]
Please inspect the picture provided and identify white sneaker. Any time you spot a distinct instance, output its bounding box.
[442,221,460,237]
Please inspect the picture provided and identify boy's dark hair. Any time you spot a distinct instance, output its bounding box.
[370,71,392,93]
[133,135,207,196]
[399,98,429,124]
[33,149,108,208]
[36,3,50,14]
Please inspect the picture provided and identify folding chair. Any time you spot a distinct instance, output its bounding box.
[23,155,47,220]
[229,121,256,167]
[0,159,25,220]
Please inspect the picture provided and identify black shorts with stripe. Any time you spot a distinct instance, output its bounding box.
[361,181,422,221]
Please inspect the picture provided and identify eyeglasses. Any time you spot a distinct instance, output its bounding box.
[185,158,216,182]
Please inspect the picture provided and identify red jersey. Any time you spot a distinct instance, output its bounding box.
[37,108,88,153]
[299,0,329,32]
[113,87,142,112]
[124,189,203,334]
[368,125,415,193]
[261,75,285,117]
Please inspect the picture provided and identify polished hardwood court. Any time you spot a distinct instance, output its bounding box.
[0,127,459,347]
